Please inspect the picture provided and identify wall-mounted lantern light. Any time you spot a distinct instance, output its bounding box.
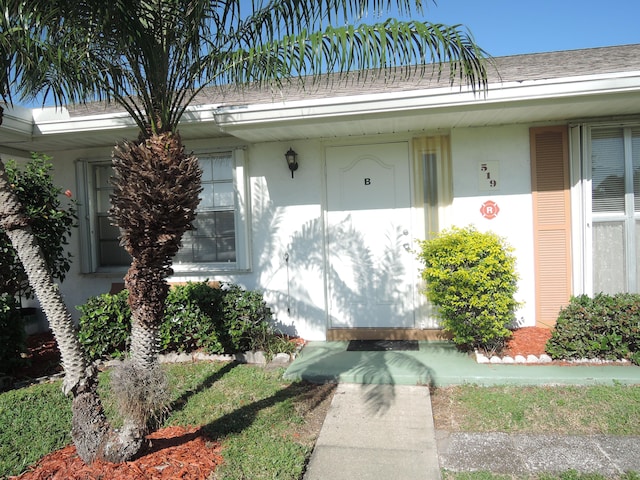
[285,148,298,178]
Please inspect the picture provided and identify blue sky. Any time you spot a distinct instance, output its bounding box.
[404,0,640,57]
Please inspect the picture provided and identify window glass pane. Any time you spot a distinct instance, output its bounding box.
[213,155,233,180]
[592,128,625,213]
[214,182,235,207]
[97,217,130,266]
[216,237,236,262]
[96,189,111,213]
[632,129,640,212]
[199,158,214,182]
[215,211,235,236]
[192,212,215,237]
[199,184,214,209]
[593,221,626,294]
[95,165,112,189]
[99,240,131,266]
[174,236,194,264]
[193,238,219,262]
[98,216,119,239]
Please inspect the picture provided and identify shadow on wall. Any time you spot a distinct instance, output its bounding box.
[251,180,419,337]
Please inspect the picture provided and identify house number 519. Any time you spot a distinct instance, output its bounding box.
[478,161,499,191]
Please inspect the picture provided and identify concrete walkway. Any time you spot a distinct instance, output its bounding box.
[303,383,440,480]
[287,341,640,479]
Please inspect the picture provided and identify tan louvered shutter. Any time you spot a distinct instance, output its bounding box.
[530,126,572,327]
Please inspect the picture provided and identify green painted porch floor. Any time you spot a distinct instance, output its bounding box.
[282,341,640,386]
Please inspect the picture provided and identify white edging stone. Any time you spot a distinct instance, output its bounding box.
[475,350,632,365]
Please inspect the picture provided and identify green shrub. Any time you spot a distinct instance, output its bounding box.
[77,290,131,361]
[417,226,520,352]
[546,293,640,364]
[77,282,286,361]
[0,294,25,373]
[220,284,275,353]
[160,282,225,354]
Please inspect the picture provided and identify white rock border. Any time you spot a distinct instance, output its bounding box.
[5,343,306,390]
[474,351,630,365]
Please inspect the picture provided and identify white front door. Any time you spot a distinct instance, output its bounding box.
[326,142,416,328]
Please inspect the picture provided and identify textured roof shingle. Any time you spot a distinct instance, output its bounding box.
[68,44,640,117]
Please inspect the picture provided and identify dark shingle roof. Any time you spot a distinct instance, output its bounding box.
[68,44,640,117]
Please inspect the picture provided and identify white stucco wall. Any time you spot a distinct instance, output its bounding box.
[448,125,536,326]
[43,138,330,341]
[20,124,539,341]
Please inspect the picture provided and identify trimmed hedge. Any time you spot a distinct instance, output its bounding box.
[77,282,292,361]
[546,293,640,364]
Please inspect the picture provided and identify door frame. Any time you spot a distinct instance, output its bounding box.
[322,139,433,340]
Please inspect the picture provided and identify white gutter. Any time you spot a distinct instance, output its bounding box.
[7,70,640,137]
[210,71,640,128]
[34,110,137,135]
[1,105,34,136]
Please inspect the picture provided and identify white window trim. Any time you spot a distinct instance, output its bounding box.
[571,121,640,296]
[76,147,251,275]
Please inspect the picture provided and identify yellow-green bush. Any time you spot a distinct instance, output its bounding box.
[417,226,520,352]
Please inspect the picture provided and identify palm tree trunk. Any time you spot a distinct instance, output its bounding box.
[0,156,145,464]
[126,259,166,369]
[0,157,86,394]
[111,132,201,371]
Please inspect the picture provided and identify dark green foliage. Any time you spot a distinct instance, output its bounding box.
[417,226,520,352]
[160,282,225,354]
[546,293,640,364]
[77,290,131,361]
[77,282,288,361]
[0,294,25,373]
[0,154,77,299]
[221,284,274,353]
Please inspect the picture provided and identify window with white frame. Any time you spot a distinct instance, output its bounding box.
[586,125,640,294]
[175,153,237,264]
[76,149,250,274]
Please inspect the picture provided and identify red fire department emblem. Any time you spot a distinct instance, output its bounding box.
[480,200,499,219]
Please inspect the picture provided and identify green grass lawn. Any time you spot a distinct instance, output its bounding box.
[431,384,640,435]
[433,384,640,480]
[0,361,334,479]
[3,364,640,480]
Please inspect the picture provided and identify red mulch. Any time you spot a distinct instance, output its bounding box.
[13,332,63,380]
[14,426,223,480]
[11,332,312,479]
[503,326,552,357]
[11,333,224,480]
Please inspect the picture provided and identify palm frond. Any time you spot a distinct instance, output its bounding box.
[2,0,488,132]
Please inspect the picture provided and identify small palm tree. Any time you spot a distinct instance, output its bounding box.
[1,0,489,464]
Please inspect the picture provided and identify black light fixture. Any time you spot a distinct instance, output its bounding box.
[285,147,298,178]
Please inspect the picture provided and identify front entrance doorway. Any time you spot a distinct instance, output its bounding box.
[325,142,416,330]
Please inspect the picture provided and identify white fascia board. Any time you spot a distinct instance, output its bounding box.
[19,71,640,136]
[212,71,640,128]
[35,110,137,135]
[1,106,34,136]
[33,103,225,136]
